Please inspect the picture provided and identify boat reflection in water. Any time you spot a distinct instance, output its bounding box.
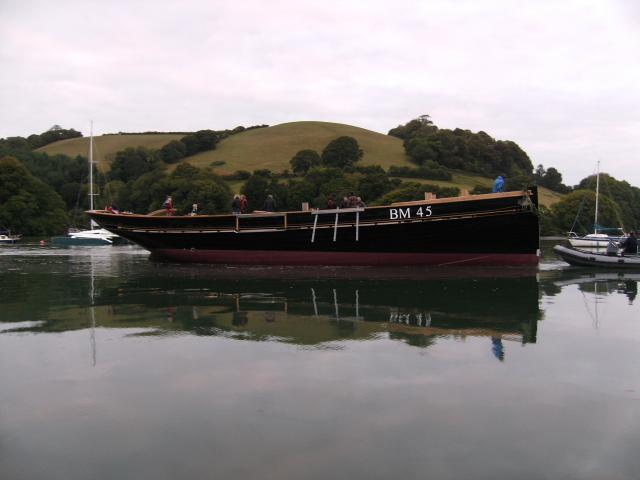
[3,255,640,362]
[131,275,541,358]
[548,270,639,306]
[3,263,542,361]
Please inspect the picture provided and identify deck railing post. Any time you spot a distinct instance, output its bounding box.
[333,212,339,242]
[311,214,319,243]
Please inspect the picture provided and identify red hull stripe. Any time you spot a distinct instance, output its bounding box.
[153,249,539,266]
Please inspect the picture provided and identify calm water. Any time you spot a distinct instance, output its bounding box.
[1,242,639,480]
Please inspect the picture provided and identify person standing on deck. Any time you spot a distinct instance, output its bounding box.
[492,175,505,193]
[240,195,248,213]
[263,195,277,212]
[620,231,638,255]
[163,195,174,215]
[231,195,242,214]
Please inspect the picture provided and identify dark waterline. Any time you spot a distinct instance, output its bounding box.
[1,242,639,479]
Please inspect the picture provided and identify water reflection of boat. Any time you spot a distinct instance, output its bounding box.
[93,274,543,352]
[552,270,640,286]
[551,270,638,305]
[3,268,542,356]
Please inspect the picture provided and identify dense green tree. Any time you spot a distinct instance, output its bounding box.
[119,164,231,214]
[0,156,68,235]
[387,162,452,181]
[59,181,83,209]
[388,115,436,139]
[20,153,86,207]
[160,140,187,164]
[290,149,321,175]
[101,180,127,209]
[391,117,533,177]
[504,172,534,191]
[180,130,218,156]
[321,136,363,169]
[550,190,621,235]
[171,163,202,181]
[165,164,231,214]
[0,137,31,153]
[285,180,318,210]
[533,164,571,193]
[576,173,640,230]
[356,165,395,202]
[373,182,460,206]
[304,168,355,201]
[35,127,82,148]
[123,170,168,213]
[537,205,559,236]
[241,172,271,212]
[109,147,162,183]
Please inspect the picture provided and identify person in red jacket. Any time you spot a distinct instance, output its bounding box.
[163,195,174,215]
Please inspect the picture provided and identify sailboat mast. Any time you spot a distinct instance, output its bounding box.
[89,121,95,230]
[594,161,600,234]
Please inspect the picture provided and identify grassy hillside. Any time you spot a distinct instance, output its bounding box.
[37,122,412,173]
[186,121,413,173]
[37,134,184,171]
[36,121,564,207]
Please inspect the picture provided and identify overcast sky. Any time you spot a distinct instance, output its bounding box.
[1,0,639,186]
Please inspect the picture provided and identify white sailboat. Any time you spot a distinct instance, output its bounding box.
[567,161,626,250]
[51,122,120,246]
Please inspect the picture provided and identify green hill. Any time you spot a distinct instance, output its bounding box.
[186,121,413,173]
[36,121,563,207]
[37,122,412,173]
[37,133,184,170]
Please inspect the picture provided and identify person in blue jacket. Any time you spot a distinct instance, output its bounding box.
[492,174,505,193]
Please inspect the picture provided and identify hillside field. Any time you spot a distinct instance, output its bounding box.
[38,134,184,170]
[38,121,563,207]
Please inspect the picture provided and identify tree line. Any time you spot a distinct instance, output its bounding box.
[389,115,574,194]
[0,125,82,151]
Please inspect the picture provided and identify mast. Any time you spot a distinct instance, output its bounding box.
[88,121,98,230]
[594,161,600,234]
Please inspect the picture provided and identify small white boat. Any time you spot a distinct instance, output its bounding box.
[567,162,626,250]
[554,244,640,269]
[0,233,21,244]
[51,228,119,246]
[567,231,626,249]
[49,122,123,247]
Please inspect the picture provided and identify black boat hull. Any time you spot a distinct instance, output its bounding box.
[89,189,540,266]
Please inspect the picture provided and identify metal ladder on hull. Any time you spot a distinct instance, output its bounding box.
[310,207,365,243]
